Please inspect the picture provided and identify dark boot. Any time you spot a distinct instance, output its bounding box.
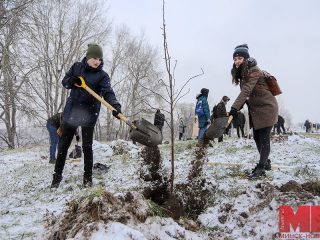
[248,165,266,180]
[51,173,62,188]
[49,159,56,164]
[265,159,271,171]
[83,175,92,188]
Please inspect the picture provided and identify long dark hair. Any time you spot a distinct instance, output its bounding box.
[231,63,243,85]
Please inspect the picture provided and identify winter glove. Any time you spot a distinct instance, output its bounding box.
[69,76,82,87]
[229,107,238,118]
[112,106,122,119]
[76,135,80,142]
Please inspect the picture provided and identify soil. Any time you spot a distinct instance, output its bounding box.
[140,144,215,221]
[46,191,150,239]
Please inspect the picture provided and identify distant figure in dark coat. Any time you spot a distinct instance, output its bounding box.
[154,109,165,132]
[276,115,286,134]
[178,118,186,140]
[304,119,311,133]
[233,111,246,138]
[46,112,63,164]
[47,112,80,164]
[212,96,230,142]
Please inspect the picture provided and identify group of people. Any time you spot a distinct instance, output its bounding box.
[194,44,279,179]
[47,43,280,187]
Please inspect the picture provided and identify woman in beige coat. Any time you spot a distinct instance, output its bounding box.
[228,44,278,179]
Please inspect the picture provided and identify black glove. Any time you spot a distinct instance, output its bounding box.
[112,107,121,119]
[229,107,238,118]
[76,135,80,142]
[69,76,81,87]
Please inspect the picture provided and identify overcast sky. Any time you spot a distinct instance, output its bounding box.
[108,0,320,125]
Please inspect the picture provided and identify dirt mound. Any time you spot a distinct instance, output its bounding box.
[46,189,149,240]
[140,146,162,182]
[276,180,315,205]
[140,144,215,222]
[302,181,320,195]
[279,180,320,196]
[188,145,208,180]
[175,179,215,220]
[279,180,303,192]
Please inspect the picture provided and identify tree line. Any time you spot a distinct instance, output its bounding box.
[0,0,170,148]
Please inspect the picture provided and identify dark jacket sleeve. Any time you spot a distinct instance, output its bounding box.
[100,73,121,110]
[62,63,82,89]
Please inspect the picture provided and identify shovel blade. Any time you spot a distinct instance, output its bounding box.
[205,116,229,140]
[129,118,163,147]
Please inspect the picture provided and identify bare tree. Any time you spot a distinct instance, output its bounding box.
[24,0,112,119]
[139,0,204,194]
[103,26,163,140]
[0,0,35,148]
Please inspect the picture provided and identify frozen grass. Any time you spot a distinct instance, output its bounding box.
[0,135,320,239]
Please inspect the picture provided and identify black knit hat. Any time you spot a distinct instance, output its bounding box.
[86,44,103,60]
[201,88,209,96]
[233,44,250,59]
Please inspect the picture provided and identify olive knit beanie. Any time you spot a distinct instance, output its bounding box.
[86,44,103,60]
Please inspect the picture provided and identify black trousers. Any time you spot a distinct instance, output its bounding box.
[236,125,245,138]
[277,123,286,134]
[179,132,183,140]
[54,122,94,178]
[253,126,272,167]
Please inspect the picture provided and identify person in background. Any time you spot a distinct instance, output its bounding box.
[178,118,186,140]
[304,119,311,133]
[234,111,246,138]
[195,88,210,143]
[47,112,80,164]
[228,44,278,179]
[214,95,230,142]
[51,44,122,188]
[154,109,165,133]
[276,115,286,134]
[46,112,63,164]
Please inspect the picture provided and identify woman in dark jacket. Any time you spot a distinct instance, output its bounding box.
[228,44,278,179]
[51,44,121,188]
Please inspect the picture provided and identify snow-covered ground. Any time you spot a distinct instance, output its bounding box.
[0,133,319,239]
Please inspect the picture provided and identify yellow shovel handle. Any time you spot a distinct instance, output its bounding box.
[227,115,233,127]
[75,76,136,129]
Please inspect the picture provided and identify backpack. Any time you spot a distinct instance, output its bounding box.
[262,70,282,96]
[195,100,204,116]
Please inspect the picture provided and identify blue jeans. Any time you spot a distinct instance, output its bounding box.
[198,127,207,142]
[47,122,59,160]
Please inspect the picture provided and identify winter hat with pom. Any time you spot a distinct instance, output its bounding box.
[233,44,250,59]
